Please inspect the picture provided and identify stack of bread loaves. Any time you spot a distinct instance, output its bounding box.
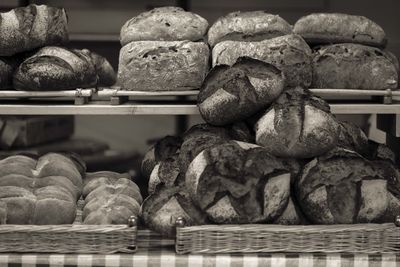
[293,13,399,89]
[118,7,210,91]
[0,4,116,90]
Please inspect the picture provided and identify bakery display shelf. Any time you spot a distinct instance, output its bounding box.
[175,219,400,254]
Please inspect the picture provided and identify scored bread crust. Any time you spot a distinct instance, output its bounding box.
[207,11,292,47]
[293,13,386,47]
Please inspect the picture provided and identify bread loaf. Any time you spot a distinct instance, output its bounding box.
[118,41,209,91]
[13,46,97,91]
[337,121,369,156]
[185,141,303,224]
[89,51,116,87]
[198,57,285,126]
[212,35,312,87]
[312,43,398,89]
[120,7,208,46]
[141,185,208,237]
[0,57,20,89]
[0,153,84,224]
[297,148,400,224]
[293,13,386,47]
[0,5,68,56]
[82,171,142,225]
[148,155,181,195]
[208,11,292,47]
[255,87,340,158]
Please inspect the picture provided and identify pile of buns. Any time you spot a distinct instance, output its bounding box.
[0,5,116,91]
[0,153,142,225]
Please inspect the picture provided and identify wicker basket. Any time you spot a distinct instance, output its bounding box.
[175,220,400,254]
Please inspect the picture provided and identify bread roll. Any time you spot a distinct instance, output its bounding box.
[89,51,116,87]
[293,13,386,47]
[0,5,68,56]
[13,46,97,91]
[118,41,209,91]
[255,87,340,158]
[120,7,208,46]
[312,44,398,89]
[186,141,303,224]
[208,11,292,47]
[198,57,285,126]
[297,148,400,224]
[0,57,20,89]
[212,35,312,87]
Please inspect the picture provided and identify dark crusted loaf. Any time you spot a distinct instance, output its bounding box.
[120,7,208,45]
[0,5,68,56]
[0,57,20,89]
[198,57,285,126]
[312,43,398,89]
[212,34,312,87]
[207,11,292,47]
[293,13,386,47]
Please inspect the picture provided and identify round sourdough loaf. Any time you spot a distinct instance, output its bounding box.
[255,87,340,158]
[293,13,386,47]
[88,51,116,87]
[198,57,285,126]
[337,121,369,156]
[207,11,292,47]
[297,148,400,224]
[13,46,98,91]
[312,43,398,89]
[120,7,208,45]
[212,35,312,87]
[148,155,181,195]
[185,141,303,224]
[0,5,68,56]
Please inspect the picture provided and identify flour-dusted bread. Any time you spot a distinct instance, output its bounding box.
[208,11,292,47]
[0,4,68,56]
[13,46,98,91]
[148,155,181,195]
[141,185,208,237]
[0,57,20,89]
[198,57,285,126]
[186,141,303,224]
[312,43,398,89]
[297,148,400,224]
[118,41,209,91]
[0,153,85,224]
[293,13,386,47]
[120,7,208,46]
[255,87,340,158]
[212,35,312,87]
[89,51,116,87]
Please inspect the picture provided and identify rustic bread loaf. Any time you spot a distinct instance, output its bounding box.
[198,57,285,126]
[312,43,398,89]
[293,13,386,47]
[89,51,116,87]
[82,171,142,225]
[118,41,209,91]
[208,11,292,47]
[120,7,208,46]
[13,46,98,91]
[0,153,84,224]
[0,57,20,89]
[186,141,303,224]
[297,148,400,224]
[212,35,312,87]
[0,4,68,56]
[141,185,208,237]
[148,155,181,195]
[337,121,369,156]
[255,87,340,158]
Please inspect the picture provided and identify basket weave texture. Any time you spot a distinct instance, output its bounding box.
[175,224,400,254]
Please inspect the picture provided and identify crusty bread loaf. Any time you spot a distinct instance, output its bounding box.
[293,13,386,47]
[0,153,84,224]
[0,5,68,56]
[118,41,209,91]
[0,57,20,89]
[89,51,116,87]
[120,7,208,46]
[297,148,400,224]
[337,121,369,156]
[255,87,340,158]
[185,141,303,224]
[208,11,292,47]
[198,57,285,126]
[312,43,398,89]
[148,156,181,195]
[82,171,142,225]
[141,185,208,237]
[212,35,312,87]
[13,46,98,91]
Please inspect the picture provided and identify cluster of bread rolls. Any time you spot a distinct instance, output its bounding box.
[0,4,116,91]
